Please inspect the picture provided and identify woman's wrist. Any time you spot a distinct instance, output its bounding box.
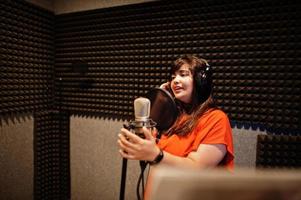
[149,147,164,165]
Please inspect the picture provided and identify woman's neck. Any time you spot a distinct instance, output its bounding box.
[177,100,194,114]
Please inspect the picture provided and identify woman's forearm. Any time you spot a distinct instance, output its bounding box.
[156,143,226,169]
[156,150,201,169]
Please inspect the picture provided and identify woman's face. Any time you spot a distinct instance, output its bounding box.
[170,64,194,104]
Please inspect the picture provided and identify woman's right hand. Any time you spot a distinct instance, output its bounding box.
[118,127,160,162]
[159,82,170,90]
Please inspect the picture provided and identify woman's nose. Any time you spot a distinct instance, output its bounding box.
[173,75,180,84]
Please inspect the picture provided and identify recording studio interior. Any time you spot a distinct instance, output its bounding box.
[0,0,300,199]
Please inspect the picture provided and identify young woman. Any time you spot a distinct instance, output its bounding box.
[117,55,234,197]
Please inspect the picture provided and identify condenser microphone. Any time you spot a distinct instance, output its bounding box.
[127,97,156,138]
[134,97,150,122]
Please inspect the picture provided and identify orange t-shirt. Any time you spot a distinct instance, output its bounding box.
[157,108,234,170]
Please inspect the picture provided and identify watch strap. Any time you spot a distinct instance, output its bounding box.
[149,149,164,165]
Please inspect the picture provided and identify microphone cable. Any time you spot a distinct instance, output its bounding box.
[136,132,161,200]
[136,161,148,200]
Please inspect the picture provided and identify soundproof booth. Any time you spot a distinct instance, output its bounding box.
[1,0,300,200]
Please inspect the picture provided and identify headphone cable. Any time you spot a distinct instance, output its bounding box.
[137,161,148,200]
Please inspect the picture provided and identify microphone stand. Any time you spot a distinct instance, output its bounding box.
[119,158,127,200]
[119,103,156,200]
[119,123,131,200]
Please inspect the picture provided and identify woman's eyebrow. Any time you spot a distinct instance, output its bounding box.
[172,69,190,76]
[178,69,190,73]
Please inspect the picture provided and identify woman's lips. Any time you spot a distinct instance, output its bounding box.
[173,86,183,93]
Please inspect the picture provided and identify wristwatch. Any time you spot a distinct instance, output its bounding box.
[149,149,164,165]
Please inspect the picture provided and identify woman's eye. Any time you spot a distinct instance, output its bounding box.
[180,72,189,77]
[171,71,190,80]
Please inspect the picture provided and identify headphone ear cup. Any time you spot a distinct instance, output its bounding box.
[194,64,212,103]
[195,69,207,87]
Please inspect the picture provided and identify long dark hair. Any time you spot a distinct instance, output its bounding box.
[164,55,216,136]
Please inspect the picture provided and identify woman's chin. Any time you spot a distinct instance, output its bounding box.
[175,95,190,104]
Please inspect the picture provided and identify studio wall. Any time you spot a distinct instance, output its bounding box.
[1,0,54,199]
[54,0,301,134]
[0,116,34,200]
[1,0,300,199]
[70,117,130,200]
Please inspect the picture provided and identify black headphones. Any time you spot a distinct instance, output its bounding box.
[194,59,213,104]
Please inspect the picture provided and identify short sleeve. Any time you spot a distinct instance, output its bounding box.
[191,109,234,169]
[203,111,232,144]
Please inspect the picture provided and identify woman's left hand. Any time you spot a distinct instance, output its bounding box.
[118,127,160,161]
